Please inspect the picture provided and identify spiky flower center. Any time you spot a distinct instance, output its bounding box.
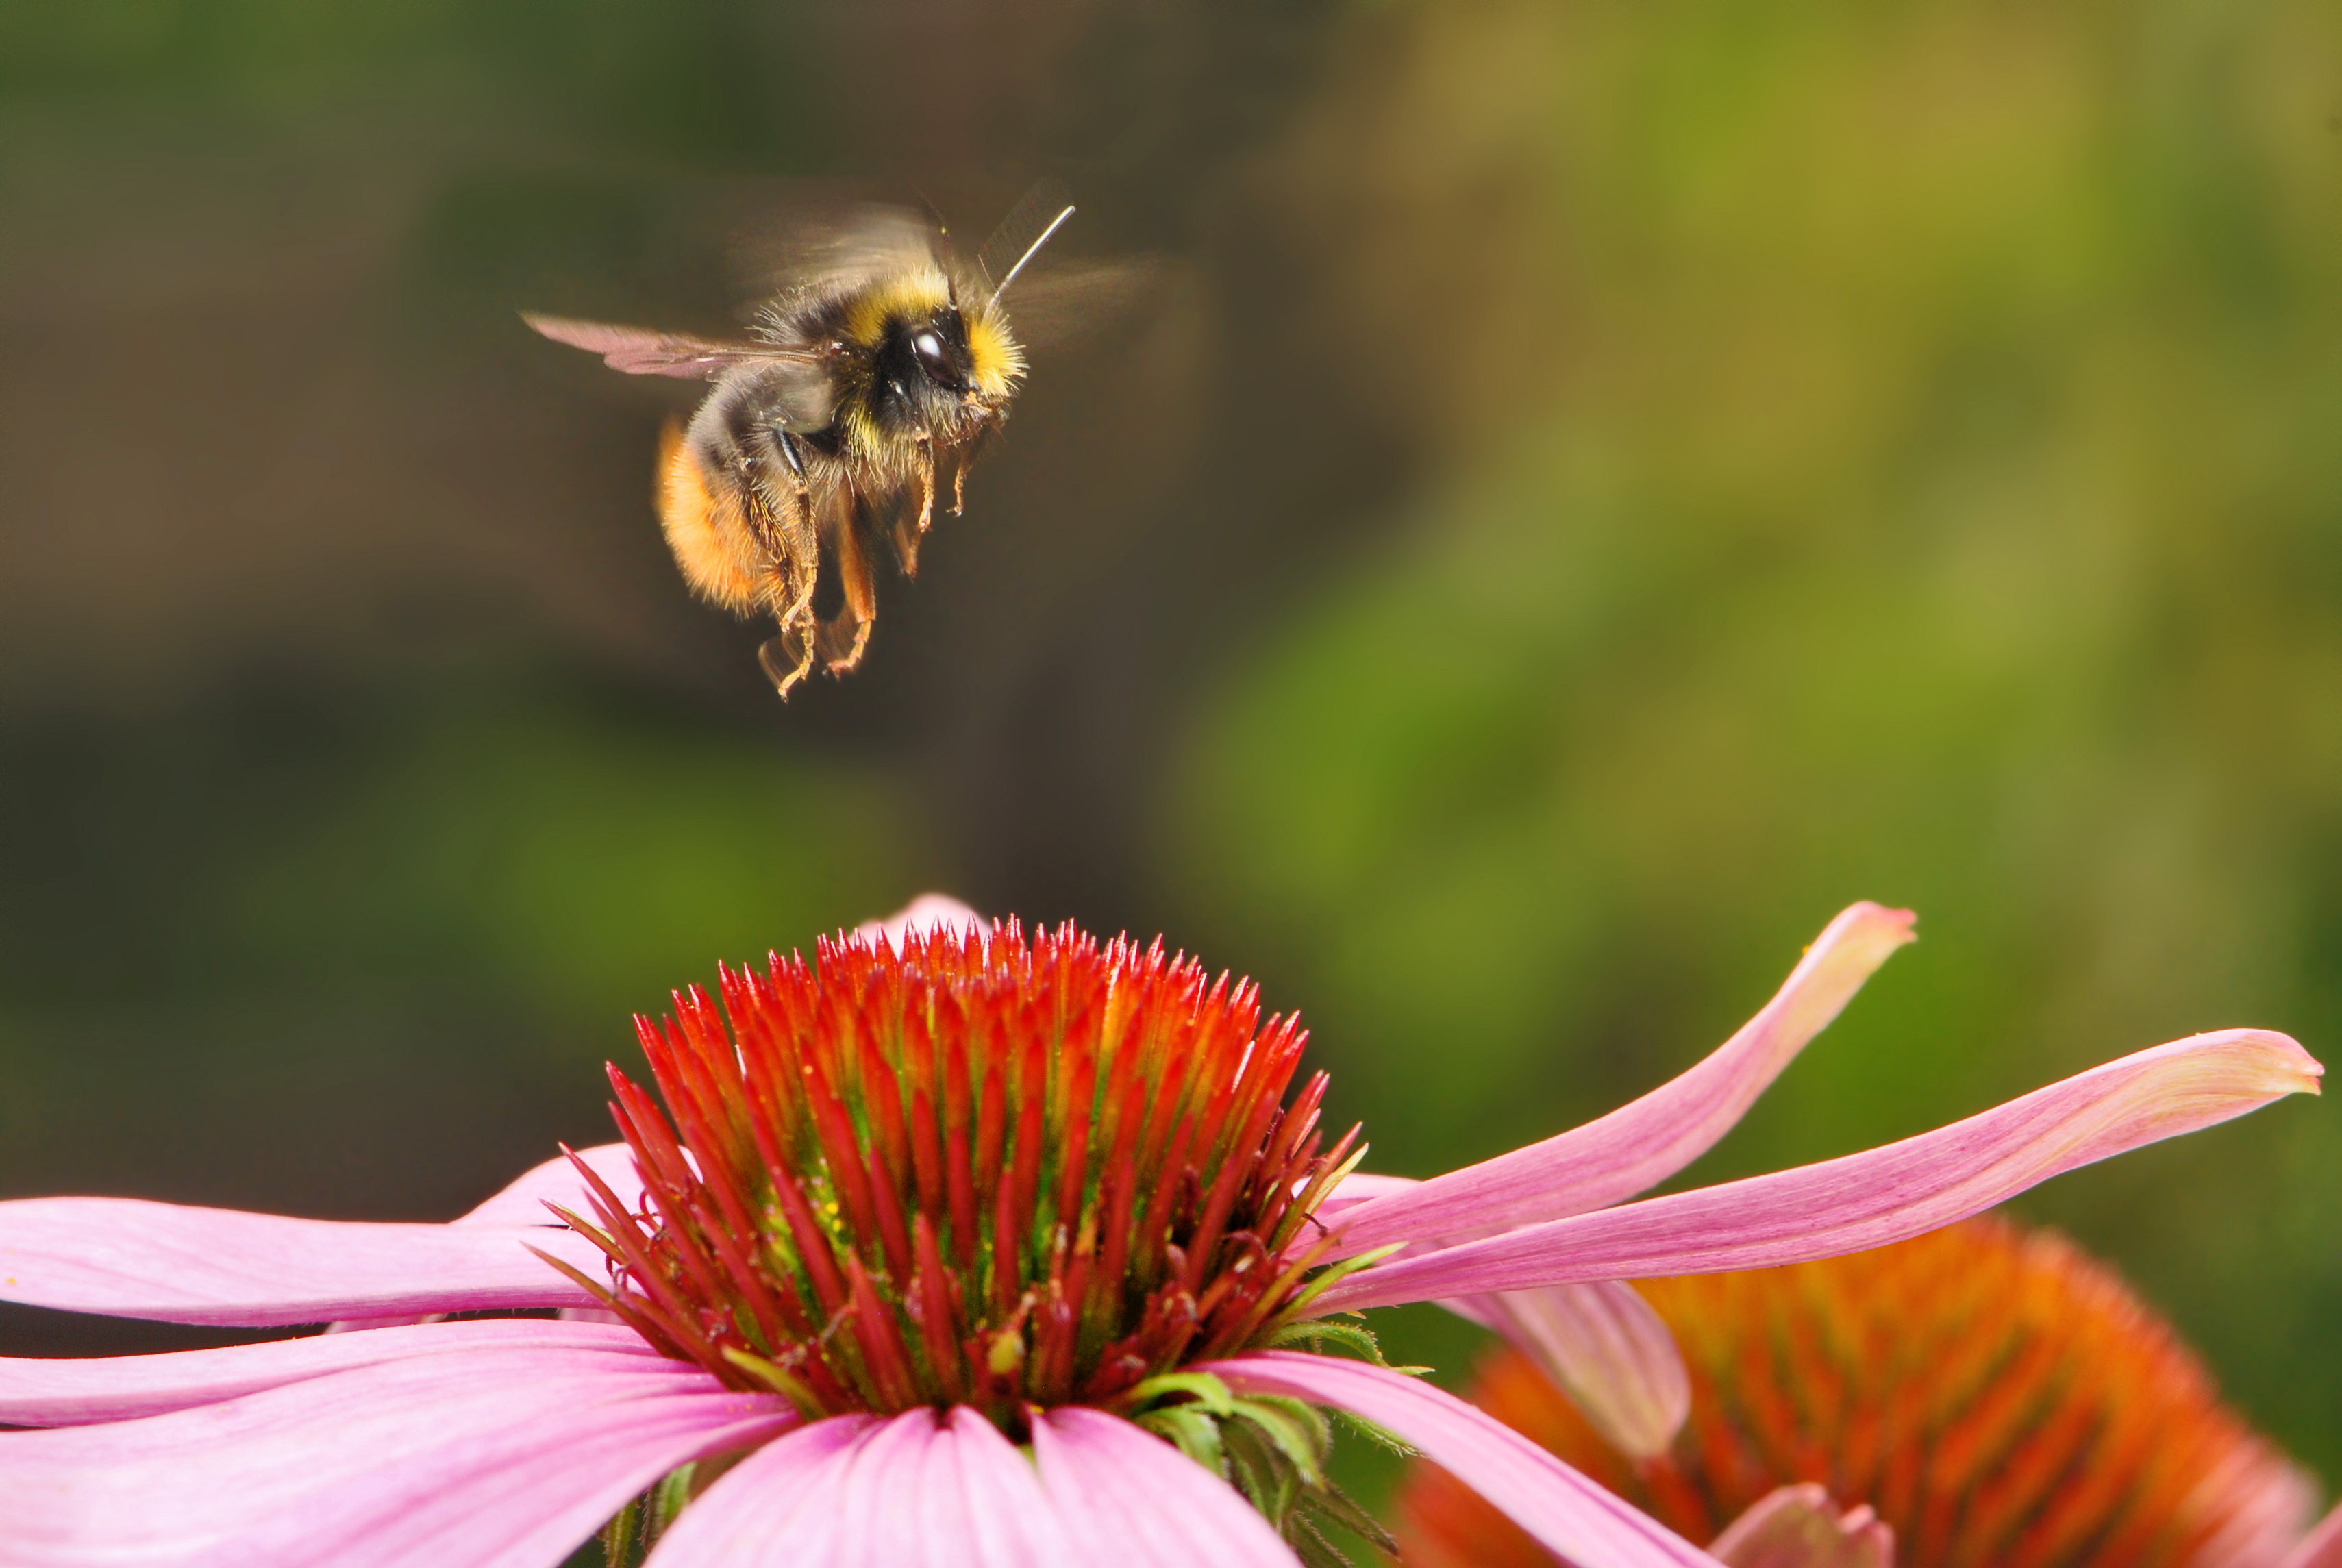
[549,921,1364,1434]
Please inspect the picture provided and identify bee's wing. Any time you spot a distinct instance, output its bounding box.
[975,179,1076,303]
[523,312,816,382]
[759,358,837,431]
[988,257,1172,349]
[729,203,942,312]
[793,204,939,290]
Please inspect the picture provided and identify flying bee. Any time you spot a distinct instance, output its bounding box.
[525,184,1077,697]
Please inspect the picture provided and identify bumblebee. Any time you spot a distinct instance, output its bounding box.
[526,186,1075,697]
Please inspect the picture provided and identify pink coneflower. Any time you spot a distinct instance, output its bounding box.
[0,900,2320,1567]
[1395,1215,2333,1568]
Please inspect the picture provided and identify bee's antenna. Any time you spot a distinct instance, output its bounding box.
[914,188,949,238]
[991,203,1074,303]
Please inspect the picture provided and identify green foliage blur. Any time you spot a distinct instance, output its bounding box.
[1164,0,2342,1483]
[3,0,2339,1511]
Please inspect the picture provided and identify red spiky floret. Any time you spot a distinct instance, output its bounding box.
[553,919,1362,1432]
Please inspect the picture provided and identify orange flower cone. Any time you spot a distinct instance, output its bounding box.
[1396,1216,2317,1568]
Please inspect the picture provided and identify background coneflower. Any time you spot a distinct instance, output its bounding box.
[1396,1216,2317,1568]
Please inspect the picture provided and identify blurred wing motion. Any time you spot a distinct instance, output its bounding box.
[521,312,803,381]
[975,178,1075,301]
[985,257,1171,349]
[729,203,941,312]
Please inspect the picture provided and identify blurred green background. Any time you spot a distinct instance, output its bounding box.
[3,0,2340,1515]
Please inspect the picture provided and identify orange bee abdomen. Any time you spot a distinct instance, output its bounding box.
[655,418,764,614]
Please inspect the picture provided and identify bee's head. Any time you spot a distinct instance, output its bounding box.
[843,271,1027,438]
[882,306,1021,421]
[897,312,973,397]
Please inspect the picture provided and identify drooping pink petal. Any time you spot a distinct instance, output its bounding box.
[1333,1174,1691,1454]
[2280,1500,2342,1568]
[0,1198,606,1326]
[0,1336,793,1567]
[854,893,992,951]
[1207,1351,1721,1568]
[0,1317,645,1426]
[1708,1484,1894,1568]
[647,1406,1077,1567]
[1031,1405,1301,1567]
[1465,1280,1690,1460]
[456,1143,641,1228]
[1315,1029,2321,1312]
[1332,903,1916,1254]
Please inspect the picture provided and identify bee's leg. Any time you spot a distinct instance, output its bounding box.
[914,436,936,538]
[814,608,874,675]
[754,551,816,699]
[747,425,813,539]
[766,532,822,697]
[776,507,820,643]
[745,428,821,640]
[893,507,924,578]
[886,438,938,577]
[757,630,814,699]
[733,447,818,701]
[841,616,873,671]
[773,426,814,521]
[821,497,880,675]
[950,416,1002,518]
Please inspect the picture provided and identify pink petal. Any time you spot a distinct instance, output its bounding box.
[656,1403,1294,1567]
[854,894,992,951]
[0,1336,794,1567]
[0,1197,606,1326]
[0,1317,646,1426]
[2281,1501,2342,1568]
[1708,1485,1893,1568]
[647,1406,1076,1567]
[1332,903,1916,1254]
[638,1415,884,1565]
[321,1314,444,1333]
[1206,1352,1719,1568]
[895,1406,1077,1567]
[1467,1280,1689,1460]
[1316,1028,2321,1312]
[456,1143,642,1228]
[821,1409,998,1566]
[1031,1406,1301,1567]
[2206,1447,2322,1568]
[1315,1170,1420,1221]
[560,1305,627,1325]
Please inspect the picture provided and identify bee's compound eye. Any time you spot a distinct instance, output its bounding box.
[912,328,958,387]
